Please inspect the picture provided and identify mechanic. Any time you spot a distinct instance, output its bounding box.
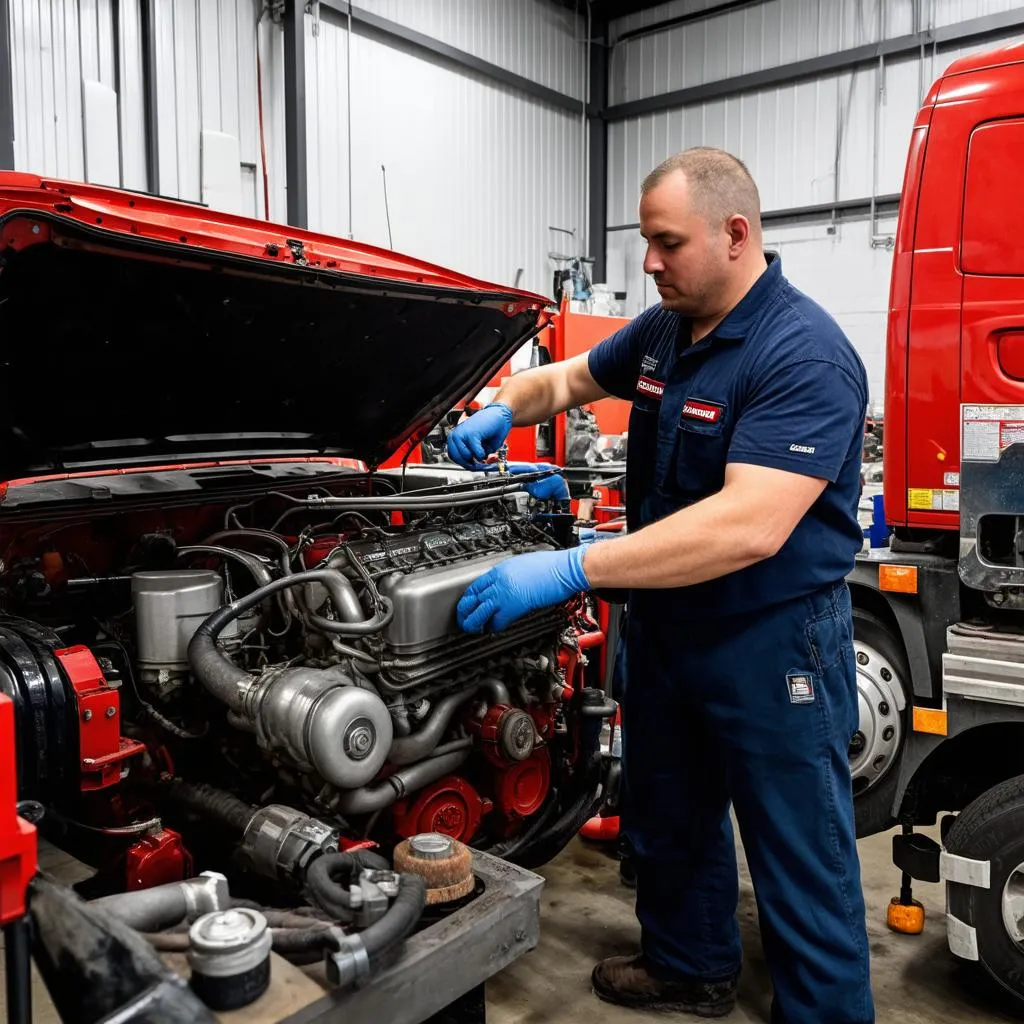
[447,147,873,1024]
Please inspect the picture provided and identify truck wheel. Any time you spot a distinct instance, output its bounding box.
[945,776,1024,1007]
[851,609,909,837]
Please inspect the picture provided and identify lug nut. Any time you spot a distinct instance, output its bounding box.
[883,725,895,741]
[873,755,887,771]
[105,706,116,718]
[849,732,866,756]
[878,701,890,716]
[880,667,892,682]
[857,652,869,666]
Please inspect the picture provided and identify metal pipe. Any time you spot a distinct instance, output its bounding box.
[335,748,470,816]
[387,687,477,766]
[90,873,230,933]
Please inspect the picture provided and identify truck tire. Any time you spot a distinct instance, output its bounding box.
[851,608,909,838]
[944,776,1024,1007]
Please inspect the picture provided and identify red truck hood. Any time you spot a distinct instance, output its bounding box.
[0,173,550,478]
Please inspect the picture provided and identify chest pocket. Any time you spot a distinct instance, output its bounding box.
[675,397,730,495]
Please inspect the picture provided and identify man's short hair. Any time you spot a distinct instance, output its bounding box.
[642,147,761,229]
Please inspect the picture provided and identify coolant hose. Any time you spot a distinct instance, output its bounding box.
[357,873,427,974]
[188,568,393,710]
[305,851,392,922]
[162,780,255,833]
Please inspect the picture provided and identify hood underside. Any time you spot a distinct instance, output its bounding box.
[0,192,549,480]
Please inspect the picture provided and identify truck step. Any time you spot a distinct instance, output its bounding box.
[943,623,1024,707]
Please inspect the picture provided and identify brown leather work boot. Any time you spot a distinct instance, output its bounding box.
[591,954,738,1017]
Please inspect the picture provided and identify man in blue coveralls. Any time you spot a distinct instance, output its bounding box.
[446,147,873,1023]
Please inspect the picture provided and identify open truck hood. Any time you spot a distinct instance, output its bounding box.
[0,174,551,479]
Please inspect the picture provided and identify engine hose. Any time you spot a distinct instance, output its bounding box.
[355,872,427,975]
[188,568,393,711]
[162,780,255,833]
[202,528,300,627]
[496,754,604,869]
[176,546,274,588]
[305,850,392,922]
[142,924,334,957]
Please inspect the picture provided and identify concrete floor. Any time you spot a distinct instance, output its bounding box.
[488,827,1020,1024]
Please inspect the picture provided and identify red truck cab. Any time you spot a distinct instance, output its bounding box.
[848,41,1024,1004]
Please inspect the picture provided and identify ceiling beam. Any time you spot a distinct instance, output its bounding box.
[606,8,1024,121]
[321,1,593,116]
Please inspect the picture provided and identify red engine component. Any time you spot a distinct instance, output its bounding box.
[493,748,551,823]
[392,774,492,843]
[55,646,146,792]
[125,828,193,891]
[469,703,540,767]
[0,694,37,926]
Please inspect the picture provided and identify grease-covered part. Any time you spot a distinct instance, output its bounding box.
[28,875,217,1024]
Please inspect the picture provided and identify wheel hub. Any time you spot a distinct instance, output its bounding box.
[1002,863,1024,946]
[850,639,905,795]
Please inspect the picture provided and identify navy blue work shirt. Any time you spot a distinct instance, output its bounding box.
[588,253,867,622]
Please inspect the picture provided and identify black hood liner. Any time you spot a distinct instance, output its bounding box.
[0,224,545,478]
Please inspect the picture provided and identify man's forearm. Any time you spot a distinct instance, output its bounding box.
[580,490,779,590]
[492,354,609,427]
[492,367,561,426]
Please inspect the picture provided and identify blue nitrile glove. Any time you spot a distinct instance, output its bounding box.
[484,462,569,502]
[446,403,514,469]
[578,527,618,544]
[457,547,591,634]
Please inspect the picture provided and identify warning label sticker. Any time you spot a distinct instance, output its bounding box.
[962,405,1024,462]
[908,488,960,512]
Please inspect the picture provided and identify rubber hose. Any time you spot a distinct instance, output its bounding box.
[359,873,427,973]
[305,851,391,921]
[162,780,255,833]
[188,568,393,711]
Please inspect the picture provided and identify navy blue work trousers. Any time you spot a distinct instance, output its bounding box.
[619,581,875,1024]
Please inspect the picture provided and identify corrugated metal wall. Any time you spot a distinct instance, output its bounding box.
[9,0,145,186]
[604,0,1024,409]
[8,1,585,298]
[305,6,585,298]
[350,0,586,98]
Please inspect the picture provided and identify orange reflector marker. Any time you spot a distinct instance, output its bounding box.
[879,564,918,594]
[913,707,948,736]
[886,897,925,935]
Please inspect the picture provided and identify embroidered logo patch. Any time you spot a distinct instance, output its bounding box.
[640,354,659,376]
[680,398,724,424]
[789,443,816,454]
[786,672,815,704]
[636,376,665,400]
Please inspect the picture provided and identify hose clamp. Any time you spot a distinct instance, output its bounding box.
[324,929,372,990]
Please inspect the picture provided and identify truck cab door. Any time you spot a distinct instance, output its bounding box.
[959,115,1024,588]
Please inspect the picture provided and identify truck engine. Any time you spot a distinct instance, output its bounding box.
[1,472,611,898]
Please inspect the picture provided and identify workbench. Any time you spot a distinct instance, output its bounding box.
[160,851,545,1024]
